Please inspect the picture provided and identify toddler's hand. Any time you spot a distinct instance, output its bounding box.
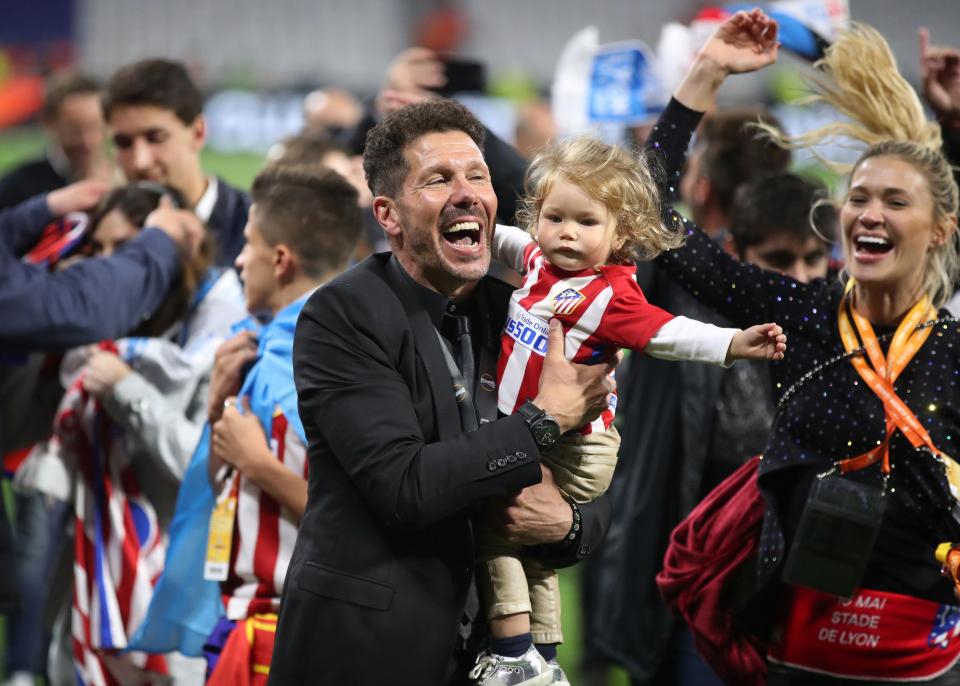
[728,323,786,362]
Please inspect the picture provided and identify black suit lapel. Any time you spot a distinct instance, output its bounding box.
[381,257,461,440]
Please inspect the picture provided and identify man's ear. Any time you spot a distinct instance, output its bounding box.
[374,196,402,238]
[190,116,207,151]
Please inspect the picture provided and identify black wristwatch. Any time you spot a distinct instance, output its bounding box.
[517,400,561,452]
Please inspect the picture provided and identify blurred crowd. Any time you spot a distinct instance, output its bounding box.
[2,6,960,686]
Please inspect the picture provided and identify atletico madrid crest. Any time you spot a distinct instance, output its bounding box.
[553,288,585,315]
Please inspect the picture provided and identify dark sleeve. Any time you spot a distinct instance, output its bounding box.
[0,195,55,256]
[645,98,823,331]
[294,283,543,529]
[0,228,181,351]
[527,490,613,569]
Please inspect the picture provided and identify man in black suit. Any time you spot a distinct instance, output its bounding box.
[269,100,615,686]
[0,74,110,210]
[102,59,250,267]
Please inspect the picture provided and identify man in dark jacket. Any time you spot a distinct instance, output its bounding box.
[102,59,250,267]
[0,74,110,210]
[270,100,614,686]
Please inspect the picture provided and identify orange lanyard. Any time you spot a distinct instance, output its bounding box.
[836,281,940,475]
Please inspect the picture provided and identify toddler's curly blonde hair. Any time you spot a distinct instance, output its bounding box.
[517,136,683,263]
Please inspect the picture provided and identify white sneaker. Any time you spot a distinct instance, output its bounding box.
[469,645,554,686]
[547,660,571,686]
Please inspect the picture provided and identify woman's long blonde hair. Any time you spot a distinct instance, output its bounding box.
[761,23,960,307]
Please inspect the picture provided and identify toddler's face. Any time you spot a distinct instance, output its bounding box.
[536,177,620,271]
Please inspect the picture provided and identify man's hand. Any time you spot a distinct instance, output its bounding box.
[493,465,572,546]
[82,349,132,398]
[920,28,960,128]
[675,9,779,112]
[211,396,272,477]
[207,331,259,424]
[144,195,204,257]
[376,47,444,119]
[532,319,617,434]
[46,180,110,216]
[727,323,787,362]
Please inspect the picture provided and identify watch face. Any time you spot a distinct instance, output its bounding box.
[533,421,559,448]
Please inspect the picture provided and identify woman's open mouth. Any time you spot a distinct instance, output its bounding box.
[853,234,893,262]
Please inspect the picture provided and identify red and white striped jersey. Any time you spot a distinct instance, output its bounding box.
[494,225,735,434]
[221,408,308,620]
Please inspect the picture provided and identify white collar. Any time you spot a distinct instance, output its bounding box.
[194,176,219,223]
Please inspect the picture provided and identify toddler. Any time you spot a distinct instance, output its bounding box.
[470,136,786,686]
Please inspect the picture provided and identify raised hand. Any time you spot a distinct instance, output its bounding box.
[702,8,780,75]
[728,322,787,362]
[919,27,960,127]
[144,195,204,256]
[376,47,445,119]
[46,179,111,216]
[675,8,780,112]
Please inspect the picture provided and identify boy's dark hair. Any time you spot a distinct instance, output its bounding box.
[252,165,362,278]
[41,73,100,121]
[363,99,486,198]
[696,108,791,216]
[729,172,837,256]
[102,59,203,124]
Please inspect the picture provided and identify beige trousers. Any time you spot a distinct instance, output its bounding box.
[477,426,620,644]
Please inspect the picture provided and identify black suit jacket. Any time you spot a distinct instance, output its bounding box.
[270,254,605,685]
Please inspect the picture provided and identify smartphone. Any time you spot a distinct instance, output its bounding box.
[430,57,487,96]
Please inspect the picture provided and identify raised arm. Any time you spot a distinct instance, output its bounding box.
[0,200,202,351]
[642,10,822,330]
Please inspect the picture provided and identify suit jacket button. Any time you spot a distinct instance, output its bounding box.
[516,451,527,460]
[497,458,507,467]
[507,454,517,463]
[487,461,497,471]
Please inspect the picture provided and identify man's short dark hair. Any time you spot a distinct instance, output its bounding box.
[102,59,203,125]
[41,73,100,121]
[252,165,362,278]
[729,171,837,255]
[696,108,791,216]
[363,100,486,198]
[271,130,345,168]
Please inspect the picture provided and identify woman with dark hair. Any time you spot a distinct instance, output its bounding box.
[650,10,960,685]
[17,182,246,686]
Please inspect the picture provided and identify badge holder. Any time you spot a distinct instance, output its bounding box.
[781,471,888,599]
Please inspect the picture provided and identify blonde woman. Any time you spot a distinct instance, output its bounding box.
[651,9,960,685]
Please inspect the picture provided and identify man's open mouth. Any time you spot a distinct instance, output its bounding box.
[442,221,481,247]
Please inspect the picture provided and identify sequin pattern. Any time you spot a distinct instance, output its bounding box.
[645,99,960,604]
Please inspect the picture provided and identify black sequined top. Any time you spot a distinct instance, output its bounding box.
[648,98,960,605]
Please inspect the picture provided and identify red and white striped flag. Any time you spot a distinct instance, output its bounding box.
[48,369,168,685]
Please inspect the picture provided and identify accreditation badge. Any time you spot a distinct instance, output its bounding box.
[204,472,239,581]
[781,474,887,598]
